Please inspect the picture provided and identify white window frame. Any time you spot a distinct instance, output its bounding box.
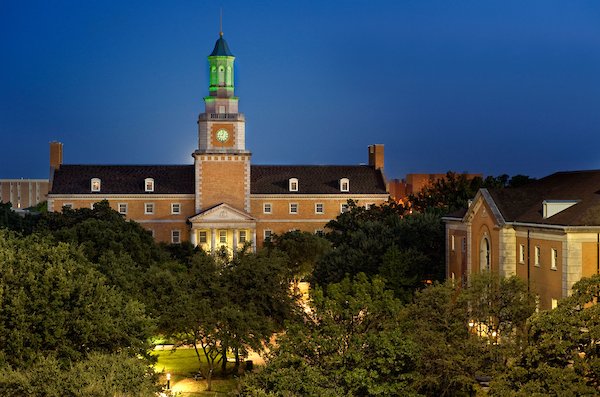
[340,203,349,214]
[315,203,324,214]
[219,230,227,244]
[340,178,349,192]
[171,230,181,244]
[289,203,298,214]
[519,244,525,264]
[263,203,272,214]
[199,231,208,244]
[91,178,101,192]
[118,203,128,215]
[144,202,154,214]
[171,203,181,215]
[264,229,272,241]
[534,246,541,267]
[551,248,558,270]
[62,203,73,210]
[145,178,154,192]
[289,178,298,192]
[239,230,247,243]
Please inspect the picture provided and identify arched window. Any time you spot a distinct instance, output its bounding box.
[218,66,225,85]
[210,66,217,85]
[340,178,350,192]
[289,178,298,192]
[480,236,491,271]
[145,178,154,192]
[91,178,101,192]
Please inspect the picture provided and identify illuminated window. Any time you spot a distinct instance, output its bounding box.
[145,203,154,214]
[145,178,154,192]
[263,203,272,214]
[315,203,324,214]
[171,203,181,214]
[451,235,455,251]
[290,203,298,214]
[91,178,101,192]
[340,178,349,192]
[199,231,207,244]
[551,298,558,309]
[219,230,227,244]
[118,203,128,215]
[551,248,558,270]
[239,230,247,243]
[171,230,181,244]
[289,178,298,192]
[519,244,525,263]
[534,246,541,267]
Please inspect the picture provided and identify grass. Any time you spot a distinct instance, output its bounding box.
[152,347,239,396]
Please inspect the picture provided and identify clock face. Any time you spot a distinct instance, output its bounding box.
[216,129,229,143]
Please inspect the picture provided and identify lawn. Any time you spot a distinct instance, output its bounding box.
[152,347,238,396]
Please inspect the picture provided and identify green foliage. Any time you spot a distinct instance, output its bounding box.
[490,275,600,396]
[241,274,421,396]
[0,352,159,397]
[314,202,444,299]
[0,230,154,369]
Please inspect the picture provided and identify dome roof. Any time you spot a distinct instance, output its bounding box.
[209,34,234,57]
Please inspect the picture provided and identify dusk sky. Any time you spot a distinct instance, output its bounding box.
[1,1,599,180]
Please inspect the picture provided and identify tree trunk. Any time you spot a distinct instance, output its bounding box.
[221,345,228,374]
[233,346,240,373]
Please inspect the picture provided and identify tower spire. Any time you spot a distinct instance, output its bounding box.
[219,8,223,37]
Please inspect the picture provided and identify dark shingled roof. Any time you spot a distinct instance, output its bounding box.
[50,165,195,195]
[488,170,600,226]
[250,165,387,195]
[209,35,234,57]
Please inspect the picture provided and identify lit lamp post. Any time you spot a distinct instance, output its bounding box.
[166,373,171,390]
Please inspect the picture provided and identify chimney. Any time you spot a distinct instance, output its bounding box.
[368,144,384,170]
[49,141,63,188]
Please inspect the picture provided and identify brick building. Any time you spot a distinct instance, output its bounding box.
[47,33,389,251]
[444,170,600,309]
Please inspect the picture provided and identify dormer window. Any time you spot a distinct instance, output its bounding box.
[145,178,154,192]
[289,178,298,192]
[91,178,101,192]
[340,178,350,192]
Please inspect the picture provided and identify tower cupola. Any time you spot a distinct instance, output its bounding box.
[207,33,235,97]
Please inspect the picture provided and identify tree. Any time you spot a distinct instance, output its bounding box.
[267,230,331,288]
[0,230,154,369]
[409,172,483,213]
[490,275,600,396]
[313,201,444,299]
[240,274,421,396]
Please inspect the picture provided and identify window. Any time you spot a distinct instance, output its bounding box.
[199,231,207,244]
[551,248,558,270]
[315,203,324,214]
[519,244,525,264]
[145,178,154,192]
[340,178,349,192]
[534,246,540,267]
[341,203,349,213]
[145,203,154,214]
[171,230,181,244]
[148,229,155,238]
[289,203,298,214]
[551,298,558,309]
[289,178,298,192]
[315,229,324,237]
[264,229,272,242]
[171,203,181,214]
[263,203,272,214]
[91,178,101,192]
[219,230,227,244]
[118,203,128,215]
[239,230,247,243]
[451,235,455,251]
[62,203,73,210]
[480,237,491,271]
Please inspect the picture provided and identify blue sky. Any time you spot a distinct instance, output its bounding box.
[1,0,599,179]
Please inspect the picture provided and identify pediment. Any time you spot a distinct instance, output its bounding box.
[463,189,505,226]
[189,203,256,223]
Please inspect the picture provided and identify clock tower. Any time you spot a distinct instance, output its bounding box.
[193,33,251,213]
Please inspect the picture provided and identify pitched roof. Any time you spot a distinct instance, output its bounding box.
[49,165,195,195]
[250,165,387,195]
[209,35,234,57]
[488,170,600,226]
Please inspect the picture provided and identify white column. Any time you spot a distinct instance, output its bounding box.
[252,229,257,252]
[232,229,238,253]
[190,228,197,246]
[211,228,216,254]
